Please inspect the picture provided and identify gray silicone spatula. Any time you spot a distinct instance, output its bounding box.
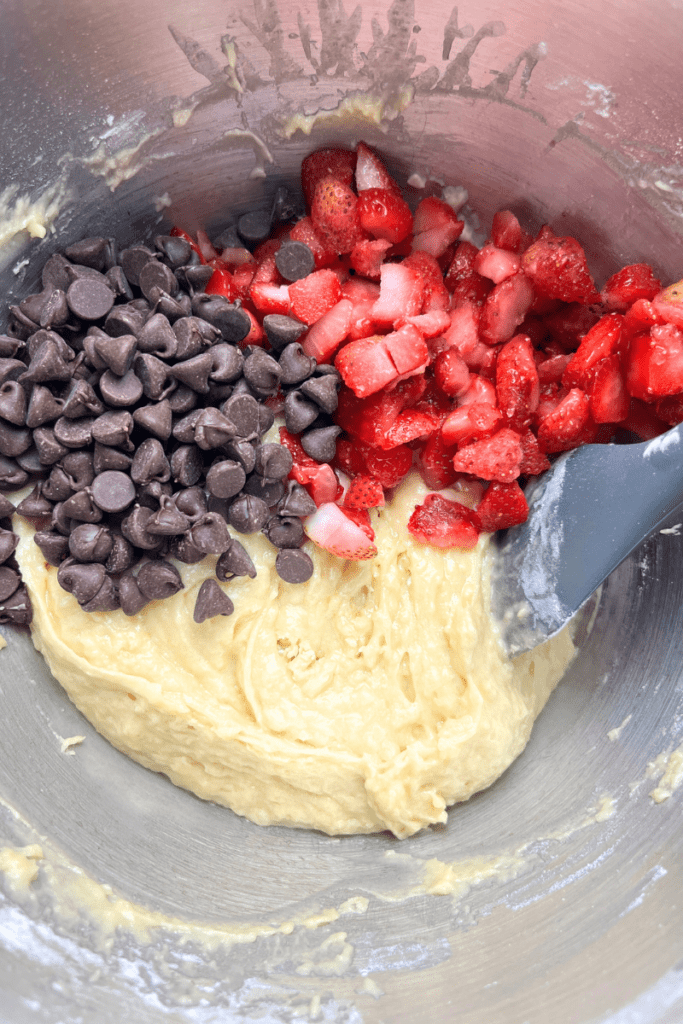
[491,422,683,656]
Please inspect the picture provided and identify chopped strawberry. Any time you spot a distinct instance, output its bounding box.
[476,480,529,531]
[412,197,464,257]
[232,262,257,299]
[383,323,430,377]
[251,254,282,285]
[355,141,401,194]
[445,242,492,304]
[218,247,256,269]
[301,298,353,363]
[344,474,385,510]
[620,398,669,441]
[652,280,683,330]
[357,188,413,244]
[403,252,450,312]
[249,281,291,315]
[458,374,497,408]
[301,147,356,211]
[434,348,470,397]
[336,381,421,447]
[371,262,424,325]
[311,176,365,254]
[452,428,523,483]
[289,268,342,326]
[543,302,601,352]
[589,354,629,423]
[239,306,265,349]
[441,402,504,446]
[474,244,521,284]
[626,323,683,399]
[537,353,572,386]
[335,336,398,398]
[536,387,591,453]
[416,431,459,489]
[479,274,535,345]
[364,444,413,488]
[402,310,452,339]
[383,408,440,447]
[252,237,282,264]
[438,302,481,359]
[496,334,540,429]
[340,505,375,541]
[289,216,338,268]
[522,233,600,304]
[305,502,377,560]
[407,493,481,549]
[623,298,663,337]
[350,238,392,280]
[601,263,661,311]
[562,313,624,390]
[491,211,530,254]
[516,428,551,475]
[655,393,683,427]
[205,267,237,300]
[333,437,369,477]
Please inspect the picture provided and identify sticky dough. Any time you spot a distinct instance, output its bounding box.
[15,474,574,838]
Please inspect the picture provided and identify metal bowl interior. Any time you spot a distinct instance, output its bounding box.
[0,2,682,1022]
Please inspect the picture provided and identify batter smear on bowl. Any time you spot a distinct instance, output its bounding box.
[3,141,683,836]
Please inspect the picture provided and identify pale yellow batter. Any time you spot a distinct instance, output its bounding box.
[14,474,574,839]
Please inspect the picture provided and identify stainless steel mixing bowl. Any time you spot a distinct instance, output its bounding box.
[1,1,682,1021]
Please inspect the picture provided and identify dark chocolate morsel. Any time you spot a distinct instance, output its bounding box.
[222,439,257,475]
[271,185,303,224]
[171,351,214,394]
[120,505,164,550]
[104,304,148,339]
[80,576,120,613]
[220,394,260,439]
[92,443,133,474]
[57,560,106,603]
[193,408,238,450]
[278,481,317,518]
[254,443,293,480]
[134,353,176,401]
[193,579,234,623]
[119,246,156,288]
[137,314,177,358]
[133,400,173,441]
[170,445,203,487]
[174,486,207,520]
[39,289,69,329]
[20,339,72,384]
[105,533,135,574]
[264,515,305,549]
[15,485,53,519]
[53,416,94,449]
[169,534,206,564]
[0,420,32,458]
[237,209,272,247]
[0,337,24,359]
[99,368,144,407]
[192,296,251,343]
[137,480,173,509]
[154,235,192,268]
[243,349,281,394]
[60,451,95,490]
[0,456,29,491]
[173,316,218,360]
[215,538,257,581]
[0,585,32,625]
[0,358,27,385]
[91,470,136,513]
[42,253,73,293]
[0,566,20,602]
[0,528,19,563]
[275,547,314,584]
[118,572,150,616]
[210,343,243,383]
[145,502,192,536]
[27,330,74,362]
[26,385,65,428]
[105,265,134,301]
[172,408,202,444]
[66,277,115,321]
[301,425,342,463]
[0,494,16,517]
[61,489,103,523]
[284,390,319,434]
[33,531,70,567]
[262,314,307,351]
[0,381,27,425]
[64,237,109,271]
[51,502,75,536]
[42,466,73,502]
[188,511,232,554]
[16,447,45,475]
[212,224,241,249]
[167,384,197,415]
[136,560,184,601]
[257,403,275,435]
[178,264,215,295]
[69,523,114,563]
[154,292,190,323]
[32,427,70,466]
[278,342,316,386]
[227,493,270,534]
[93,332,137,376]
[300,373,340,414]
[91,410,134,448]
[206,460,246,500]
[131,438,171,486]
[274,240,315,282]
[243,475,285,506]
[138,260,179,302]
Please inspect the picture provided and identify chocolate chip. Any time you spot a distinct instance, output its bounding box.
[15,485,52,519]
[0,456,28,490]
[118,572,150,616]
[104,304,148,338]
[80,576,119,613]
[278,481,317,518]
[243,349,281,394]
[136,559,184,601]
[243,475,285,506]
[66,278,115,321]
[137,480,172,509]
[65,237,109,271]
[173,316,213,360]
[257,403,275,435]
[192,296,251,343]
[172,409,202,445]
[155,292,191,323]
[278,343,316,386]
[301,425,342,463]
[220,394,260,438]
[0,358,26,386]
[212,225,241,249]
[42,254,72,293]
[170,445,202,487]
[179,264,215,295]
[227,493,270,534]
[42,466,72,502]
[145,502,192,536]
[194,408,238,450]
[0,585,32,625]
[33,530,70,566]
[92,410,134,448]
[16,447,45,475]
[254,443,293,480]
[20,291,49,325]
[0,337,24,359]
[206,460,246,500]
[275,547,314,584]
[120,246,156,288]
[0,528,18,563]
[134,353,176,401]
[0,566,20,602]
[32,426,69,465]
[216,538,257,580]
[188,511,232,554]
[27,329,74,363]
[139,260,179,302]
[39,289,69,329]
[264,515,305,549]
[300,373,340,414]
[169,534,206,564]
[193,579,234,623]
[155,235,192,268]
[51,502,75,536]
[91,470,136,513]
[92,443,132,474]
[275,241,316,282]
[0,381,27,425]
[69,523,114,563]
[26,385,65,428]
[0,494,16,518]
[137,314,177,358]
[133,400,173,441]
[272,186,303,224]
[284,390,319,434]
[210,343,243,384]
[20,339,72,384]
[237,210,272,247]
[167,384,197,414]
[53,416,94,449]
[174,486,207,520]
[61,451,95,490]
[121,506,163,550]
[105,534,135,574]
[263,314,307,351]
[105,266,134,302]
[57,561,106,603]
[61,489,103,523]
[172,351,214,393]
[223,439,257,474]
[99,368,144,407]
[93,333,137,376]
[131,438,170,485]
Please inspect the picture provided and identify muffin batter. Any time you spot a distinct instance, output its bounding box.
[15,474,574,838]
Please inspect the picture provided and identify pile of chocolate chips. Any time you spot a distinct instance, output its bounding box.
[0,230,342,623]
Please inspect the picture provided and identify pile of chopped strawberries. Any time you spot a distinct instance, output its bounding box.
[178,143,683,559]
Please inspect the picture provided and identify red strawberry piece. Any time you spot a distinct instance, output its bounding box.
[416,431,459,490]
[371,262,424,326]
[216,247,256,269]
[458,373,498,408]
[355,141,401,194]
[344,474,385,510]
[589,354,629,423]
[442,402,504,447]
[496,334,540,429]
[516,428,551,475]
[383,409,440,448]
[411,197,464,257]
[542,302,601,352]
[232,262,257,299]
[364,444,413,488]
[537,353,572,386]
[281,427,343,506]
[252,237,282,264]
[301,147,356,211]
[623,298,663,339]
[534,381,566,425]
[402,310,452,339]
[522,234,600,304]
[452,427,523,483]
[474,243,521,284]
[619,398,669,441]
[239,306,266,349]
[476,480,529,531]
[562,312,624,390]
[655,393,683,427]
[444,241,492,304]
[626,323,683,400]
[438,301,481,359]
[170,226,205,263]
[403,251,450,312]
[249,281,291,315]
[479,273,535,345]
[357,188,413,244]
[350,238,392,280]
[251,254,282,285]
[289,268,342,326]
[305,501,377,560]
[333,437,369,477]
[289,216,338,269]
[407,493,481,550]
[301,298,353,363]
[336,377,428,447]
[652,280,683,330]
[536,387,591,453]
[434,348,470,397]
[205,267,237,300]
[491,211,531,254]
[601,263,661,311]
[340,504,375,540]
[383,323,430,377]
[195,229,220,261]
[311,176,365,255]
[335,336,398,397]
